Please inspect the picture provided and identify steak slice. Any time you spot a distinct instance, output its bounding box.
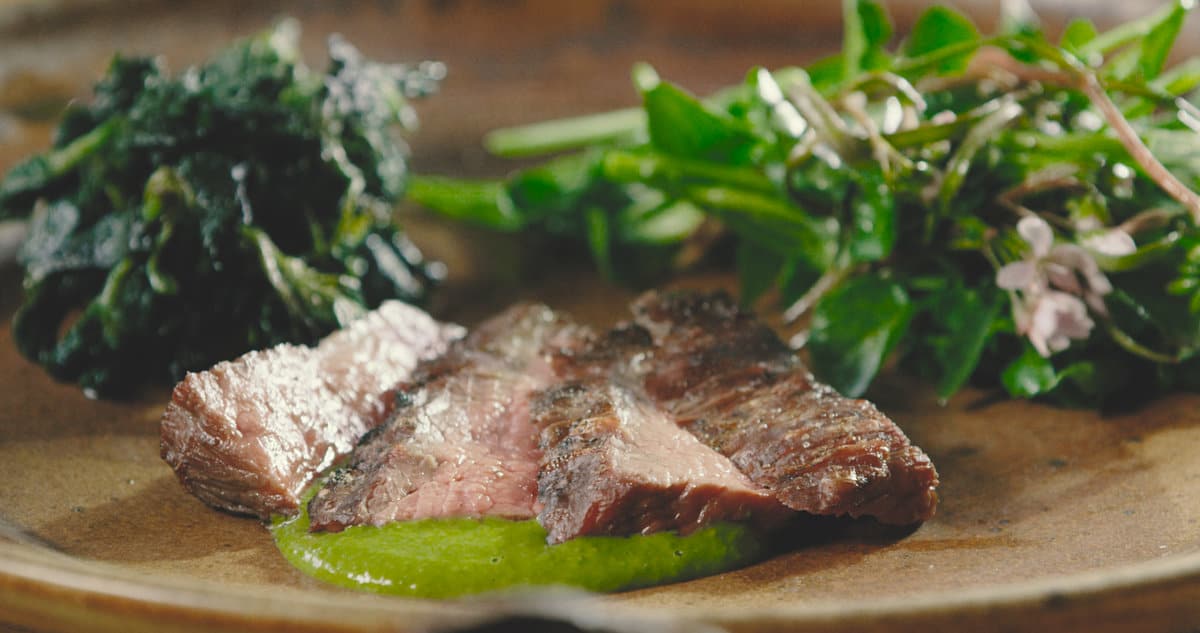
[160,301,463,519]
[307,303,589,532]
[532,380,790,544]
[628,290,939,525]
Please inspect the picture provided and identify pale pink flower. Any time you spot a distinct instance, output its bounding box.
[996,216,1114,356]
[997,216,1113,312]
[1012,290,1094,357]
[1080,228,1137,258]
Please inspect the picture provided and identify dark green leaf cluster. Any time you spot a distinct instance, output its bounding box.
[0,21,444,397]
[412,0,1200,409]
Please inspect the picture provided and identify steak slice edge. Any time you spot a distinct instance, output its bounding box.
[306,303,589,531]
[629,290,940,525]
[160,300,464,519]
[533,379,790,544]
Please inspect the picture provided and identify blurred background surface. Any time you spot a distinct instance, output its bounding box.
[1,0,1196,176]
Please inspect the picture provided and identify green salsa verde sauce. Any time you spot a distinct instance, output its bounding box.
[272,503,767,598]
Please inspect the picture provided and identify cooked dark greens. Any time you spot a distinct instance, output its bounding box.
[0,21,445,397]
[411,0,1200,409]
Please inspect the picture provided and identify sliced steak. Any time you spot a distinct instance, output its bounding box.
[307,304,589,531]
[532,380,790,544]
[160,301,463,519]
[627,290,939,525]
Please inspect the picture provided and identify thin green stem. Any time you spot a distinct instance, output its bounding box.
[1102,318,1187,364]
[484,108,646,158]
[602,150,778,194]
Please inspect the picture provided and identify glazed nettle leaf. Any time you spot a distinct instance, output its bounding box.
[411,0,1200,409]
[0,21,445,397]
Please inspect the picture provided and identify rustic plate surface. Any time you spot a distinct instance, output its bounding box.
[1,1,1199,632]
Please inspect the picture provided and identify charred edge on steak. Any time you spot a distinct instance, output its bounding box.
[306,303,591,532]
[532,380,790,544]
[625,290,939,525]
[159,301,464,519]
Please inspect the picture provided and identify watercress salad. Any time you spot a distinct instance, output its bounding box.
[410,0,1200,409]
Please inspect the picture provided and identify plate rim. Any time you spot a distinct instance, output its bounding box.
[2,537,1198,632]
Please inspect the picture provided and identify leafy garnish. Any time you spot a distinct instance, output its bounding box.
[0,21,444,397]
[412,1,1200,409]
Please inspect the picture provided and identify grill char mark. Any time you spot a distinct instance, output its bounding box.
[305,299,805,543]
[532,380,790,545]
[626,290,938,525]
[171,289,938,538]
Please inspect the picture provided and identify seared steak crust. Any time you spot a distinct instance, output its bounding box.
[306,304,588,532]
[532,380,789,544]
[165,288,937,538]
[160,301,463,519]
[628,291,939,525]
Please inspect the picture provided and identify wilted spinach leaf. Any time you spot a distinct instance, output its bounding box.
[0,20,444,397]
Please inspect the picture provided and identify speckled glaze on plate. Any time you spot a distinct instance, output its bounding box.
[1,1,1199,631]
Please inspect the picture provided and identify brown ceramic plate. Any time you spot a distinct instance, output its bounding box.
[2,2,1199,631]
